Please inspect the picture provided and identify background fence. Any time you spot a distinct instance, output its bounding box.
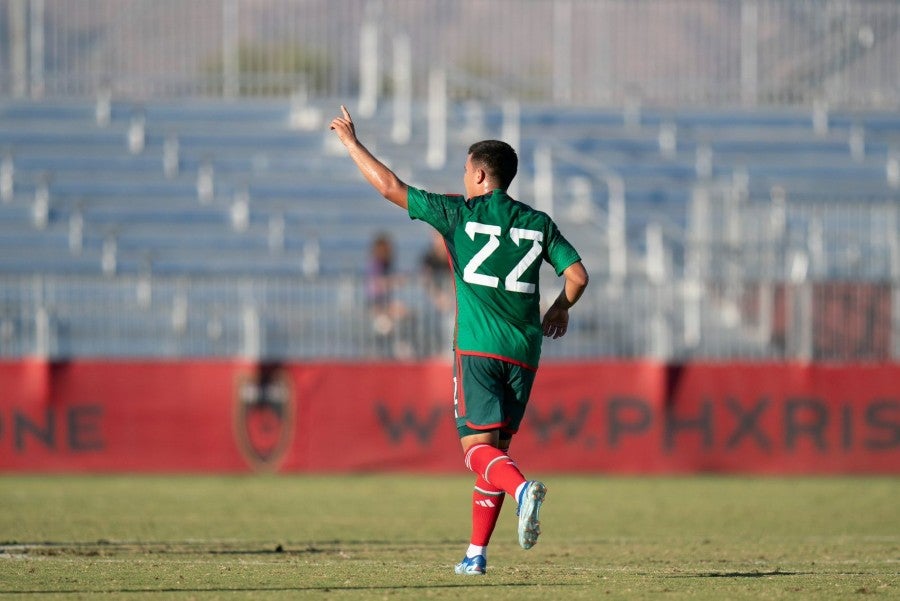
[2,267,898,362]
[3,0,900,107]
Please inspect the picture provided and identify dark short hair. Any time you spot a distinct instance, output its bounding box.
[468,140,518,191]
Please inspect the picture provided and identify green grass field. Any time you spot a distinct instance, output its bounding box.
[0,475,897,600]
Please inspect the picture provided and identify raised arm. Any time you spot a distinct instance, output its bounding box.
[330,105,408,209]
[541,261,589,339]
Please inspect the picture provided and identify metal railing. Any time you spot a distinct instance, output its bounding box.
[2,0,899,108]
[1,268,897,362]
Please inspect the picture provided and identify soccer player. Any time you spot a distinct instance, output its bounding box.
[330,105,588,575]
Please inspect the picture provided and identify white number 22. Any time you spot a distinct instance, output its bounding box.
[463,222,543,294]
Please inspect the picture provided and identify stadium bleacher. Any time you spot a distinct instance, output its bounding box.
[0,99,423,278]
[0,96,897,359]
[3,98,898,275]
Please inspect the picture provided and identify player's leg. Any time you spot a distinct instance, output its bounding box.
[456,354,529,497]
[454,431,517,575]
[461,430,546,553]
[502,365,546,550]
[453,355,514,574]
[471,473,506,547]
[461,360,539,501]
[461,434,528,495]
[455,468,505,575]
[453,356,546,575]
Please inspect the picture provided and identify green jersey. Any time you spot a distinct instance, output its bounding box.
[408,187,581,368]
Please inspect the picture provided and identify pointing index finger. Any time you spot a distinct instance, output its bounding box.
[341,105,351,120]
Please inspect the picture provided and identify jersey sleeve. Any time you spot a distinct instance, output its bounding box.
[407,186,459,236]
[544,219,582,276]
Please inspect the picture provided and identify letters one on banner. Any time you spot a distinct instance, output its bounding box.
[0,360,897,473]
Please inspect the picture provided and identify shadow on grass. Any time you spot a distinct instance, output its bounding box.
[1,539,423,557]
[697,570,806,578]
[3,583,575,596]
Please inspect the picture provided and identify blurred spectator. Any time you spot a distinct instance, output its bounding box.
[366,232,414,359]
[420,231,454,358]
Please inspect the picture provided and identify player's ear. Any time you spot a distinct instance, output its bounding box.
[475,167,487,185]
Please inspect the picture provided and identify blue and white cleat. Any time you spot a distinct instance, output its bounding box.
[454,554,487,575]
[516,480,547,550]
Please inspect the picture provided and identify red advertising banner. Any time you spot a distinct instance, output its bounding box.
[0,359,898,473]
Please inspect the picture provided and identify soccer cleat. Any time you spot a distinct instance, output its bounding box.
[516,480,547,550]
[454,554,487,575]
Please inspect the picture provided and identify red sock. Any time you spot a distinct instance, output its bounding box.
[470,476,505,546]
[464,443,526,497]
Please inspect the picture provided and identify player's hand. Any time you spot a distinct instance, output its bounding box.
[329,105,357,147]
[541,304,569,339]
